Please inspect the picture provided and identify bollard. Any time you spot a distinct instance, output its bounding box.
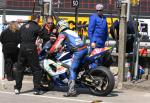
[1,80,7,90]
[125,62,131,81]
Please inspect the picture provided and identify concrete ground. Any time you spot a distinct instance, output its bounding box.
[0,79,150,103]
[0,66,150,103]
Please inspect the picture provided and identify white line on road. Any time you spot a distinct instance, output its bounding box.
[144,93,150,97]
[0,91,107,103]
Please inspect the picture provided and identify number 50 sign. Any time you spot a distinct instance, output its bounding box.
[72,0,79,7]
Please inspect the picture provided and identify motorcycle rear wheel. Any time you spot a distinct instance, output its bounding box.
[89,66,115,96]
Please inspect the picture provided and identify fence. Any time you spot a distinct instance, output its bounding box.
[0,0,149,17]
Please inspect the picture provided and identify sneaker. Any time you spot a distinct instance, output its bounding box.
[14,89,20,95]
[33,89,44,95]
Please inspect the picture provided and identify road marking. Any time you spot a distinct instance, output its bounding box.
[144,93,150,97]
[0,91,107,103]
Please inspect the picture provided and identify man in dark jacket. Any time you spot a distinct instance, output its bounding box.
[14,13,50,95]
[0,21,20,81]
[110,20,135,53]
[42,15,57,46]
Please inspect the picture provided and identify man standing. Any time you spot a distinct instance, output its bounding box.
[88,3,108,49]
[42,16,57,46]
[110,20,135,53]
[14,13,49,95]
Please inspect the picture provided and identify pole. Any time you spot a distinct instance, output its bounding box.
[31,0,36,20]
[117,2,127,89]
[75,6,78,31]
[133,1,140,80]
[58,0,60,17]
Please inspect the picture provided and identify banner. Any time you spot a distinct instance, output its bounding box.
[59,16,118,37]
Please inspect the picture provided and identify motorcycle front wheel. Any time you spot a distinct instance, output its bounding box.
[89,66,115,96]
[41,74,54,91]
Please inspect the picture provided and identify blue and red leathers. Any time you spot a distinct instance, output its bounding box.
[88,13,108,48]
[50,29,88,80]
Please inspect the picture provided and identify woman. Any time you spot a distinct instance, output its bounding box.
[0,21,20,81]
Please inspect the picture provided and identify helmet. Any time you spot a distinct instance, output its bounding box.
[57,20,69,32]
[96,4,104,11]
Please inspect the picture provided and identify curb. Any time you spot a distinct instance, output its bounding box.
[123,80,150,91]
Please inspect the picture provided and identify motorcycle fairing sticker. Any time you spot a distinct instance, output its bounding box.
[43,59,67,76]
[90,47,111,56]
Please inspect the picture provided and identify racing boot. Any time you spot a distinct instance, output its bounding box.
[64,80,77,97]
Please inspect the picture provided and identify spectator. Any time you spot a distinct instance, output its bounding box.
[88,3,108,49]
[38,16,58,60]
[42,16,58,46]
[0,21,20,81]
[110,20,135,53]
[14,13,50,95]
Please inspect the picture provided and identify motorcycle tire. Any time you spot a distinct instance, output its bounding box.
[47,81,54,90]
[47,75,55,90]
[89,66,115,96]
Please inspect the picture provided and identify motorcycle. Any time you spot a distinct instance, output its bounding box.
[39,41,115,96]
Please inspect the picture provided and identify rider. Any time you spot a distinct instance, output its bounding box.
[50,20,88,97]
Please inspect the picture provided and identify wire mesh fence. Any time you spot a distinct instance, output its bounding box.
[0,0,149,17]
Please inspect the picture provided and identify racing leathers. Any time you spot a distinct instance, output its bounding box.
[50,28,88,96]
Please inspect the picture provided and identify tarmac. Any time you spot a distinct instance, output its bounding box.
[110,66,150,91]
[1,66,150,92]
[0,67,150,91]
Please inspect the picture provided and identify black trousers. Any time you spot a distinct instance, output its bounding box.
[14,44,42,90]
[3,51,18,78]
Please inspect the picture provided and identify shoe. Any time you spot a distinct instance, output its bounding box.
[63,92,77,97]
[14,89,20,95]
[64,80,77,97]
[33,89,44,95]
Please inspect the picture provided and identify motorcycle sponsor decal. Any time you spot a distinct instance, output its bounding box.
[90,47,111,56]
[43,59,67,76]
[75,38,82,45]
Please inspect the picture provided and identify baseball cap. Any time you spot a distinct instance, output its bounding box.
[96,3,104,11]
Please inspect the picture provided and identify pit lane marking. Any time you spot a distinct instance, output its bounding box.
[0,91,107,103]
